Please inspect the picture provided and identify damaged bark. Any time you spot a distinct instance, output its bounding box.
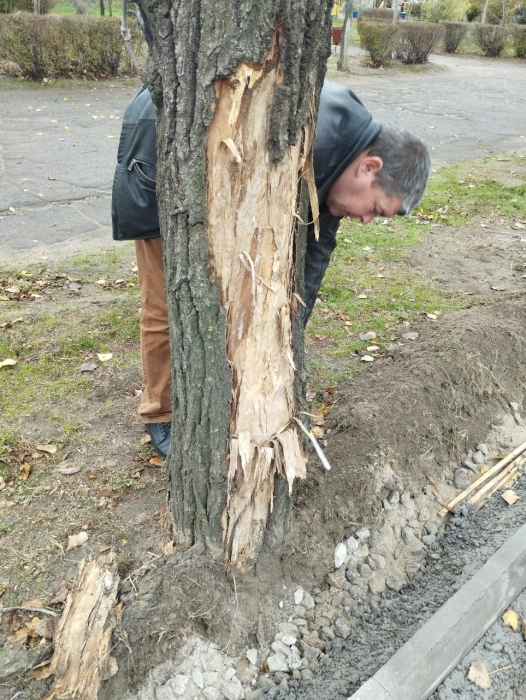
[137,0,332,566]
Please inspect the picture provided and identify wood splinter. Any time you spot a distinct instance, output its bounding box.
[40,551,120,700]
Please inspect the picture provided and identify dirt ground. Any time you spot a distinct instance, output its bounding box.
[1,58,526,700]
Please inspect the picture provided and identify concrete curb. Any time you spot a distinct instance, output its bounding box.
[348,521,526,700]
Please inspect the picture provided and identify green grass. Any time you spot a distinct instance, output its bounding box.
[0,245,141,433]
[306,155,526,390]
[50,0,123,17]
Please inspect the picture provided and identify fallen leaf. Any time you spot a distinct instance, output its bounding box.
[149,456,163,467]
[521,619,526,640]
[357,294,368,299]
[95,279,107,286]
[0,588,5,597]
[36,444,57,454]
[8,610,20,631]
[402,332,419,340]
[367,345,380,352]
[312,409,325,426]
[19,462,31,480]
[102,655,119,681]
[313,334,327,341]
[490,285,506,292]
[0,358,17,369]
[47,584,69,605]
[32,663,52,680]
[56,467,80,475]
[467,661,491,689]
[502,609,518,631]
[312,426,324,439]
[7,628,28,644]
[80,362,97,372]
[99,545,111,553]
[359,331,377,341]
[502,490,520,505]
[97,352,113,362]
[480,464,490,474]
[66,531,89,551]
[0,476,5,490]
[427,313,438,320]
[361,355,375,362]
[141,434,152,445]
[21,598,43,608]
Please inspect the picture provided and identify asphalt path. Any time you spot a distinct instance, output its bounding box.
[0,53,525,265]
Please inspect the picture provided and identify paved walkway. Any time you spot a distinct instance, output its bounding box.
[0,53,525,265]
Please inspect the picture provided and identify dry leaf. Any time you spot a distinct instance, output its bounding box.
[8,610,20,631]
[141,434,152,445]
[29,616,55,639]
[0,358,17,369]
[467,661,491,689]
[502,490,520,506]
[32,663,52,680]
[19,462,31,480]
[367,345,380,352]
[312,409,325,426]
[56,467,80,475]
[149,456,163,467]
[102,655,119,680]
[357,294,368,299]
[47,584,69,605]
[402,332,419,340]
[312,426,324,439]
[502,609,518,631]
[480,464,490,475]
[21,598,43,608]
[8,628,29,644]
[36,444,57,454]
[97,352,113,362]
[313,334,327,341]
[163,541,175,556]
[0,476,5,490]
[99,545,111,553]
[66,531,88,551]
[359,331,377,341]
[361,355,375,362]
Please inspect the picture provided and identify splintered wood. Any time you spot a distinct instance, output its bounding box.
[41,552,120,700]
[206,27,314,566]
[438,440,526,517]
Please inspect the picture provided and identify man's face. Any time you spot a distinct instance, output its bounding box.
[326,153,403,225]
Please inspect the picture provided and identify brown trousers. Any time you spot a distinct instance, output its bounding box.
[135,237,172,423]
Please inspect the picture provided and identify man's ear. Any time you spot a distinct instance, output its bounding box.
[359,155,383,178]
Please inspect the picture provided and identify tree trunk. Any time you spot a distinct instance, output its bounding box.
[99,0,105,16]
[137,0,332,568]
[337,0,353,71]
[120,0,141,72]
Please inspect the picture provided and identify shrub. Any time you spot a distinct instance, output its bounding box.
[357,20,399,67]
[511,24,526,56]
[0,0,56,12]
[425,0,463,23]
[0,14,144,79]
[395,22,444,63]
[516,5,526,23]
[359,8,395,22]
[442,21,468,52]
[473,23,507,56]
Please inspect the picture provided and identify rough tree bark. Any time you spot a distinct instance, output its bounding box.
[137,0,332,567]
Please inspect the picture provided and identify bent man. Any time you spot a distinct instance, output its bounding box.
[112,80,430,456]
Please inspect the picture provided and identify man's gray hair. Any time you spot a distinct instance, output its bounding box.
[368,125,431,215]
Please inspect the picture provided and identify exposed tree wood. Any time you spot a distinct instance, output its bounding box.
[41,552,119,700]
[438,440,526,516]
[138,0,332,566]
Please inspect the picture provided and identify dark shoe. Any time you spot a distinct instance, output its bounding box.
[145,422,171,457]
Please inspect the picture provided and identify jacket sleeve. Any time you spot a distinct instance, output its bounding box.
[303,207,342,324]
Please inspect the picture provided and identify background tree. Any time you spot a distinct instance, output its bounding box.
[136,0,332,567]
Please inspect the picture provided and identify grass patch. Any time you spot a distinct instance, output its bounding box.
[306,155,526,391]
[0,247,141,436]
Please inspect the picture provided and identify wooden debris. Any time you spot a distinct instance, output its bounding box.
[438,439,526,517]
[40,551,119,699]
[476,468,520,510]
